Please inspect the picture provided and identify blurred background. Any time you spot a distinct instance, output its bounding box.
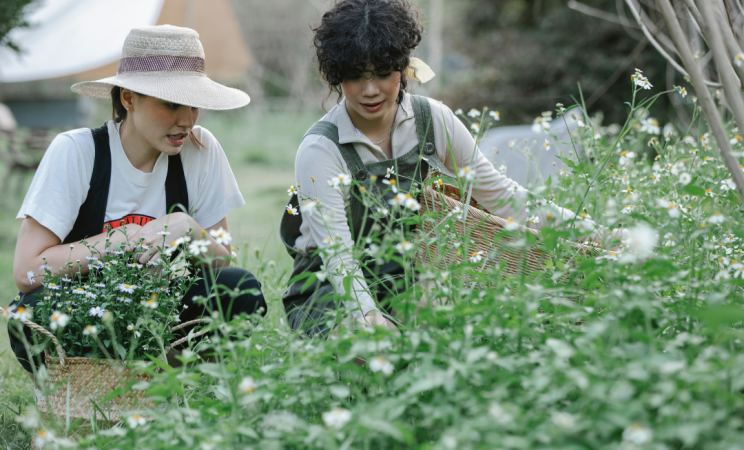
[0,0,675,302]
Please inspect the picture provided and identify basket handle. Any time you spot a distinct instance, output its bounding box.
[21,319,67,368]
[170,318,210,333]
[164,318,212,354]
[20,318,211,366]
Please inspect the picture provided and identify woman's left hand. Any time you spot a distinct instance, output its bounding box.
[133,213,200,265]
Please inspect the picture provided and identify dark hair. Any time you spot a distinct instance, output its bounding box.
[110,86,204,148]
[312,0,423,106]
[111,86,129,123]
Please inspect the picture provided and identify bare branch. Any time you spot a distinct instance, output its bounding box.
[617,0,646,40]
[626,0,723,87]
[656,0,744,201]
[568,1,640,28]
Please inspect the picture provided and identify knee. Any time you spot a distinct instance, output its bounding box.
[215,268,267,318]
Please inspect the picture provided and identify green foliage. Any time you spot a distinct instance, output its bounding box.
[12,227,197,361]
[0,0,37,53]
[7,74,744,449]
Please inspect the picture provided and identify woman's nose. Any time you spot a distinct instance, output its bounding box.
[176,106,198,128]
[361,79,380,97]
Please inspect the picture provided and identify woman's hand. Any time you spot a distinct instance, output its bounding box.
[356,310,399,333]
[131,213,198,265]
[131,213,231,267]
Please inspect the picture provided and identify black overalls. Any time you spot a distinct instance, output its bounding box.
[9,124,266,372]
[280,95,452,337]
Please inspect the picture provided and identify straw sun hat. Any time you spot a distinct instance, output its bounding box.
[72,25,250,110]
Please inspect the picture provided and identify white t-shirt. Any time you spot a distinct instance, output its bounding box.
[18,120,245,241]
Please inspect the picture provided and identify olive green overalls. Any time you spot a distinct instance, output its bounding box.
[280,95,453,337]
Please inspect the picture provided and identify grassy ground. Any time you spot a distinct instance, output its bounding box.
[0,107,318,447]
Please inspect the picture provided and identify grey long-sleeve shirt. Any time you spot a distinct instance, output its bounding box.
[292,92,582,318]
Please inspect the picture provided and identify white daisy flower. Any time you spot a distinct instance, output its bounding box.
[385,167,395,178]
[504,217,519,231]
[127,414,147,429]
[394,241,414,253]
[469,250,486,263]
[209,227,232,245]
[458,166,475,181]
[631,68,652,89]
[27,271,35,285]
[49,311,69,330]
[489,110,500,121]
[543,139,550,151]
[89,306,105,318]
[467,108,480,118]
[239,377,256,394]
[165,236,192,255]
[656,198,681,218]
[300,199,319,214]
[622,423,653,445]
[157,230,171,236]
[46,282,61,290]
[322,407,352,429]
[286,205,299,216]
[287,185,298,196]
[735,52,744,67]
[141,299,158,309]
[403,194,421,211]
[621,205,634,214]
[663,233,676,247]
[117,283,136,294]
[708,212,725,224]
[83,325,97,336]
[369,356,394,375]
[188,239,210,255]
[382,178,398,193]
[721,179,736,191]
[679,172,692,185]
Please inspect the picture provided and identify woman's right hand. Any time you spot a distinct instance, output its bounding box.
[357,310,399,333]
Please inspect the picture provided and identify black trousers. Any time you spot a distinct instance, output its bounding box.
[8,267,266,373]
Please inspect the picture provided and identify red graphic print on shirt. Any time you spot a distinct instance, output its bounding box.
[103,214,156,232]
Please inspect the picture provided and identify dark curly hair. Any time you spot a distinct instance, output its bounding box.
[312,0,423,106]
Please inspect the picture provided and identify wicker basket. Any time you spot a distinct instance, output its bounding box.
[24,319,210,423]
[415,185,594,277]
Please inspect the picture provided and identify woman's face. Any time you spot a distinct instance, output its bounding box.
[340,65,401,125]
[121,89,199,155]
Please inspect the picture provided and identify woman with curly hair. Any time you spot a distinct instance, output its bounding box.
[280,0,615,336]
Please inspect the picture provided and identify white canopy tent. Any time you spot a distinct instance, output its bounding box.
[0,0,165,83]
[0,0,252,128]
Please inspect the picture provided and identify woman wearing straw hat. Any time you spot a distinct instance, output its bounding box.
[9,25,265,372]
[280,0,622,337]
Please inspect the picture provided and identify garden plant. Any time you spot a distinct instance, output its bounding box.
[5,71,744,449]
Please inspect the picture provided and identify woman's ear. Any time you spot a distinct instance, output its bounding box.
[120,88,134,111]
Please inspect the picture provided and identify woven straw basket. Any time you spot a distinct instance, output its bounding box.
[415,185,595,276]
[24,318,210,423]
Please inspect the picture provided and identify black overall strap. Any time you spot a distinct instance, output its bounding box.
[411,95,436,157]
[303,121,367,178]
[165,153,189,214]
[64,124,111,244]
[63,124,190,244]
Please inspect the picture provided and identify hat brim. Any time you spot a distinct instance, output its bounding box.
[71,71,250,111]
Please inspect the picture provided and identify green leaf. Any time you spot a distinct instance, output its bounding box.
[683,184,706,196]
[115,343,126,360]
